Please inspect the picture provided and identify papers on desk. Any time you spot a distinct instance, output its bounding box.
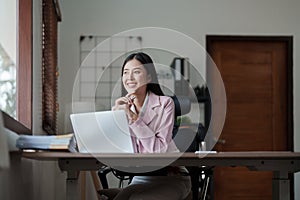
[195,151,217,154]
[16,133,77,152]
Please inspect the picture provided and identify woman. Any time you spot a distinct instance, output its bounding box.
[112,52,191,200]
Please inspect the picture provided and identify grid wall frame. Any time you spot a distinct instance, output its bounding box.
[79,35,142,110]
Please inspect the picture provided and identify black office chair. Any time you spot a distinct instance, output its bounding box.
[172,96,212,200]
[98,96,208,200]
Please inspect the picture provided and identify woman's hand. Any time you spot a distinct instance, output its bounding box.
[112,94,138,123]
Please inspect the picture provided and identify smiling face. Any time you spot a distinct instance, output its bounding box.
[122,59,151,95]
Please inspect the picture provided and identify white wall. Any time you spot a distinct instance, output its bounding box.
[58,0,300,199]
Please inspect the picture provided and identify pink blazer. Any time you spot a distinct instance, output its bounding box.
[129,92,179,153]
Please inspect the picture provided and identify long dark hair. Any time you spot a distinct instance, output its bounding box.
[121,52,164,96]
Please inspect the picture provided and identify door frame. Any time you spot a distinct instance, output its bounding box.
[206,35,294,151]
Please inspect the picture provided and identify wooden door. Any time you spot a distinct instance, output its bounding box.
[206,36,293,200]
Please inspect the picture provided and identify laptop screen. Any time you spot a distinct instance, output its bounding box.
[70,110,134,153]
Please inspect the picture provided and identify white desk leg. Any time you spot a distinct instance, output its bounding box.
[272,171,290,200]
[66,171,80,200]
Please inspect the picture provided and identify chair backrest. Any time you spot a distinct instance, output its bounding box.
[171,96,191,117]
[171,96,199,152]
[171,96,191,135]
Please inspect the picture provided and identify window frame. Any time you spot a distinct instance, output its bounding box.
[2,0,32,134]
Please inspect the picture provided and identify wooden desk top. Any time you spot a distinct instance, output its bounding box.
[22,151,300,161]
[21,151,300,172]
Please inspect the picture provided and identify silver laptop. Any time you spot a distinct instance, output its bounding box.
[70,110,134,153]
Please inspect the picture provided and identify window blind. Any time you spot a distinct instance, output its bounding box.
[42,0,61,134]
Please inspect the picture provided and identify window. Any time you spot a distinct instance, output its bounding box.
[1,0,32,134]
[3,0,32,134]
[0,44,16,118]
[0,0,17,119]
[2,0,61,135]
